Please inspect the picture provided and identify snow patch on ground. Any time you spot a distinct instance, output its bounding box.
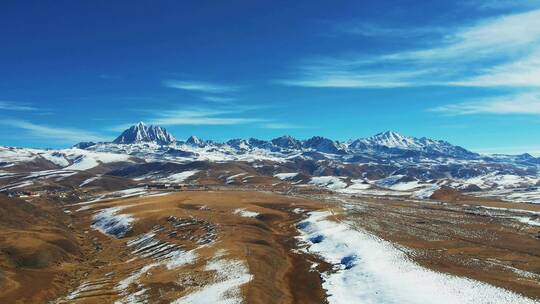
[292,207,305,214]
[296,211,537,304]
[515,216,540,227]
[390,180,423,191]
[0,171,16,178]
[116,262,160,294]
[473,187,540,204]
[166,250,198,269]
[172,251,252,304]
[0,169,79,190]
[468,206,540,227]
[115,231,199,303]
[65,281,109,300]
[309,176,347,190]
[465,173,539,190]
[126,231,199,268]
[336,179,371,194]
[74,187,150,207]
[0,180,35,190]
[80,176,100,187]
[158,170,200,183]
[274,172,299,180]
[234,208,259,218]
[413,185,440,199]
[225,173,246,184]
[92,206,135,238]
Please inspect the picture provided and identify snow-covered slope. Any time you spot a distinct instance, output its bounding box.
[349,131,478,159]
[0,146,135,171]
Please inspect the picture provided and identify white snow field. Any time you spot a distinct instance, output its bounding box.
[158,170,200,183]
[64,148,133,170]
[297,211,539,304]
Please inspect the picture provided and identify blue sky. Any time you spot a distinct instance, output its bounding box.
[2,0,540,154]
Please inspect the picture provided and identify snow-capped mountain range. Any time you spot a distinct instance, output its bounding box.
[79,125,484,159]
[3,122,540,170]
[74,125,535,166]
[1,123,539,204]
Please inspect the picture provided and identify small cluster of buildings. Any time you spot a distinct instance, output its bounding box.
[0,189,71,199]
[140,183,209,191]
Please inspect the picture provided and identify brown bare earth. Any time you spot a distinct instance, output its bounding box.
[0,194,81,304]
[1,189,540,303]
[1,191,333,303]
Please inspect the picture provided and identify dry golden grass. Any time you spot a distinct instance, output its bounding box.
[2,189,539,303]
[50,191,331,304]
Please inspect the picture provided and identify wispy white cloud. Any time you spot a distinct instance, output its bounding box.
[99,74,122,80]
[259,123,307,129]
[151,108,267,126]
[0,101,38,111]
[117,105,269,127]
[335,22,444,38]
[163,80,241,93]
[280,9,540,89]
[200,95,237,103]
[279,69,437,88]
[0,119,107,143]
[464,0,540,10]
[430,93,540,115]
[449,50,540,87]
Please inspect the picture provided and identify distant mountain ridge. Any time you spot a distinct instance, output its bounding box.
[68,123,540,170]
[75,123,482,160]
[3,122,540,204]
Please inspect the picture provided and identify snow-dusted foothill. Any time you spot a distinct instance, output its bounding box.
[296,211,538,304]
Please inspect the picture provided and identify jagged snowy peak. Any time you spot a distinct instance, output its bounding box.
[113,122,176,145]
[271,136,303,150]
[360,131,423,149]
[226,138,274,151]
[186,135,205,147]
[246,138,274,150]
[303,136,345,154]
[226,139,251,150]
